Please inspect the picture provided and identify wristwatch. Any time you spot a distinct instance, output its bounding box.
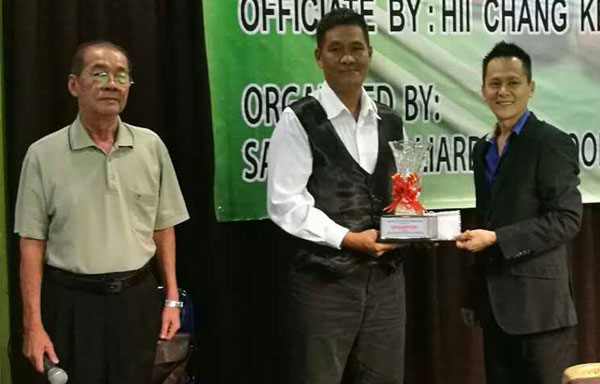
[164,299,184,308]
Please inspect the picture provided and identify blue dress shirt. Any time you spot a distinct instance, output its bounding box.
[485,110,531,186]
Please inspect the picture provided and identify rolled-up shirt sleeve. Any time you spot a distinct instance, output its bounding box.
[267,107,348,249]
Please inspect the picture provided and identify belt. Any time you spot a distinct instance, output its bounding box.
[44,261,153,294]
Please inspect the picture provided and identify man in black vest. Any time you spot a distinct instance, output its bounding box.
[267,8,407,384]
[456,42,582,384]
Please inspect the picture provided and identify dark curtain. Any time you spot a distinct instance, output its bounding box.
[3,1,599,383]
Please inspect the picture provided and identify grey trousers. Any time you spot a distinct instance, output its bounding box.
[287,263,406,384]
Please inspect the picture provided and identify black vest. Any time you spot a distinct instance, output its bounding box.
[289,96,405,275]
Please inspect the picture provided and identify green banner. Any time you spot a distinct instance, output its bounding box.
[204,0,600,222]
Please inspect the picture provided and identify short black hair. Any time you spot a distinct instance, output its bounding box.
[316,8,370,49]
[70,40,131,75]
[482,41,532,82]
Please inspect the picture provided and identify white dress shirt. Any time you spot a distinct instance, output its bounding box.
[267,81,381,249]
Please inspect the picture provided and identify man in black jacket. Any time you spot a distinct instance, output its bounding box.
[456,41,582,384]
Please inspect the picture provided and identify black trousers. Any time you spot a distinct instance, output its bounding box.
[36,268,162,384]
[479,285,577,384]
[287,263,406,384]
[482,318,577,384]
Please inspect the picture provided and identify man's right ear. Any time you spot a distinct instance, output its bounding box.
[67,74,79,97]
[314,48,323,69]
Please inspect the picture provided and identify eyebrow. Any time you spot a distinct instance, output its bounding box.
[88,63,129,72]
[487,74,524,81]
[326,39,366,48]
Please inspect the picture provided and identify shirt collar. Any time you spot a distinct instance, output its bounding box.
[486,109,530,142]
[69,115,134,150]
[319,81,380,121]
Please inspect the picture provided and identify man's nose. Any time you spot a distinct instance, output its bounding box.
[102,75,119,89]
[340,53,355,64]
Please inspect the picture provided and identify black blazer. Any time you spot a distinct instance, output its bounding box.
[472,112,582,335]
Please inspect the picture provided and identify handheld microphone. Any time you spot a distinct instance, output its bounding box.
[43,355,69,384]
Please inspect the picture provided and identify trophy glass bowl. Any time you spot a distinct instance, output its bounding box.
[379,140,461,242]
[384,140,431,215]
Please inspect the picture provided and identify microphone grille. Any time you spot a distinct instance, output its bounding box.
[47,367,69,384]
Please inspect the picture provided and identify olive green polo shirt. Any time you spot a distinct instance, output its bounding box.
[14,116,189,274]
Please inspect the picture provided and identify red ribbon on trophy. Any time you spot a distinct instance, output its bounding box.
[383,171,425,214]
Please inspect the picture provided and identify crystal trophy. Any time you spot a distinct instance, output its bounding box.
[379,140,461,241]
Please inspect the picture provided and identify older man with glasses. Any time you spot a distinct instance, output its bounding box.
[14,40,189,384]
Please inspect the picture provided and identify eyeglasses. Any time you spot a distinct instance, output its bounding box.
[89,71,134,87]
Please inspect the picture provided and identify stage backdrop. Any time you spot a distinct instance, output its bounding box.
[0,0,11,381]
[204,0,600,221]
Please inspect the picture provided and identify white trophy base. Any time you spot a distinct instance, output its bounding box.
[379,210,461,242]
